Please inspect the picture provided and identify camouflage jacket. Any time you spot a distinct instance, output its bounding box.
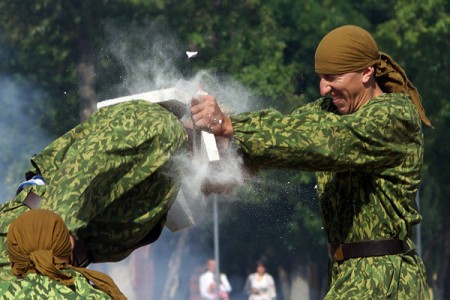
[0,270,113,299]
[0,101,187,280]
[231,93,423,243]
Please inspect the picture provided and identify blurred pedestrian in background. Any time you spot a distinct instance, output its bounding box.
[199,258,232,300]
[245,261,276,300]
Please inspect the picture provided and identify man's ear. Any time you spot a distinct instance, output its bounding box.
[69,235,75,250]
[362,66,375,84]
[10,262,14,268]
[69,234,75,265]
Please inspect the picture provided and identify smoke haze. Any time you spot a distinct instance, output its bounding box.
[90,21,258,299]
[0,76,50,202]
[0,17,266,297]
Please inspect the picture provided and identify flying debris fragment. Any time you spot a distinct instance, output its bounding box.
[186,51,198,58]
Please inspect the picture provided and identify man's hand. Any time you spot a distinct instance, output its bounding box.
[190,94,234,137]
[208,282,217,293]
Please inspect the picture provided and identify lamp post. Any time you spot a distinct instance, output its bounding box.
[213,194,221,297]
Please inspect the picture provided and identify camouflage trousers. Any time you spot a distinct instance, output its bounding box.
[324,249,430,299]
[0,101,187,280]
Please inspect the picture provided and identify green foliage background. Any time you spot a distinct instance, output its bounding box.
[1,0,449,298]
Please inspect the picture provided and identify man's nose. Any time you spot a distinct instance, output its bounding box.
[319,78,331,96]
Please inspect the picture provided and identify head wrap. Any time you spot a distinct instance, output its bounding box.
[7,209,126,300]
[314,25,431,127]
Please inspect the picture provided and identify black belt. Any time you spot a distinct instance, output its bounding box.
[327,239,410,262]
[72,237,91,267]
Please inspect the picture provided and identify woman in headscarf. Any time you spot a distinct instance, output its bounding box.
[0,209,126,299]
[191,25,431,299]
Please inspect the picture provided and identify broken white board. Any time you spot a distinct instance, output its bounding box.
[166,189,196,232]
[98,87,221,231]
[97,88,191,119]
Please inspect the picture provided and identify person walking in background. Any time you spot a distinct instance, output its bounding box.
[245,261,276,300]
[0,209,126,299]
[199,259,232,300]
[191,25,431,299]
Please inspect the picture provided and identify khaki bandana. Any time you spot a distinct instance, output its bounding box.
[7,209,126,300]
[314,25,431,127]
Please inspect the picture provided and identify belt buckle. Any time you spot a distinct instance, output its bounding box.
[334,244,344,261]
[328,243,345,261]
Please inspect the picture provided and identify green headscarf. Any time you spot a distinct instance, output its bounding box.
[314,25,431,127]
[7,209,127,300]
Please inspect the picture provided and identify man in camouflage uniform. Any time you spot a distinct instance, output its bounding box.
[1,209,126,299]
[0,100,187,280]
[191,25,431,299]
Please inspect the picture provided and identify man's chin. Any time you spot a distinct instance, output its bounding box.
[336,106,348,114]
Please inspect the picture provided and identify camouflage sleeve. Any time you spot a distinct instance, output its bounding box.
[290,97,332,114]
[0,101,187,265]
[29,101,187,259]
[231,94,422,173]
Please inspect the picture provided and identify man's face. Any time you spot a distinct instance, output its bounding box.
[319,71,367,115]
[207,260,216,272]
